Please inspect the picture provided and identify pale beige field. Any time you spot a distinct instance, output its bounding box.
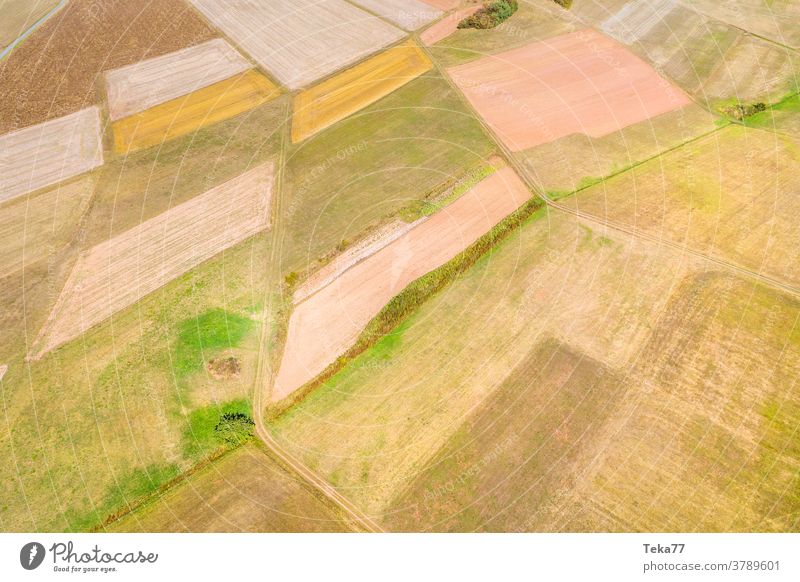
[104,38,252,121]
[273,167,530,401]
[32,162,274,359]
[0,0,61,49]
[349,0,441,30]
[449,29,690,151]
[188,0,405,89]
[689,0,800,48]
[0,108,103,203]
[565,125,800,289]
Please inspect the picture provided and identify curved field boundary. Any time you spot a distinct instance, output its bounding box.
[30,162,275,359]
[104,38,252,121]
[272,167,530,402]
[0,0,66,60]
[292,39,432,142]
[111,69,279,153]
[0,107,103,204]
[188,0,405,90]
[349,0,442,31]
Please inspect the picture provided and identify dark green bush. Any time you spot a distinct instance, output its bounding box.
[458,0,519,29]
[214,412,255,446]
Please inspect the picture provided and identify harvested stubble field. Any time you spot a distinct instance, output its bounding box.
[111,69,279,153]
[0,0,217,133]
[448,29,690,152]
[0,0,61,49]
[0,107,103,203]
[292,40,432,143]
[273,167,530,401]
[688,0,800,49]
[0,175,94,279]
[564,125,800,289]
[280,72,495,274]
[104,38,252,121]
[110,444,349,532]
[271,208,800,531]
[188,0,404,90]
[32,162,275,359]
[349,0,442,31]
[270,209,704,521]
[571,0,800,107]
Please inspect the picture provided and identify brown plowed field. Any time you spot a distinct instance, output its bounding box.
[448,28,691,151]
[0,0,217,133]
[31,162,274,359]
[273,167,530,401]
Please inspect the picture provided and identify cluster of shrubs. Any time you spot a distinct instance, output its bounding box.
[724,102,767,120]
[457,0,518,29]
[553,0,572,8]
[214,412,255,446]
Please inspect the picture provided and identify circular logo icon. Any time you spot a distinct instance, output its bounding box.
[20,542,46,570]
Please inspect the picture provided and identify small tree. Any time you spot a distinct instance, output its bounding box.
[214,412,255,446]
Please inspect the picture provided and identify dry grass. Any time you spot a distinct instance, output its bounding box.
[31,162,274,359]
[104,38,252,121]
[188,0,405,90]
[0,0,60,49]
[565,125,800,289]
[0,107,103,203]
[0,0,217,132]
[112,70,279,153]
[292,40,432,143]
[110,444,350,532]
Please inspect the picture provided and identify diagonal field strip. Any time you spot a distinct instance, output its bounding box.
[30,162,275,359]
[292,39,432,142]
[110,69,279,153]
[188,0,405,90]
[104,38,252,121]
[272,167,530,402]
[0,107,103,203]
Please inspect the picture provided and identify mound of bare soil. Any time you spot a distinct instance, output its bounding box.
[206,357,241,380]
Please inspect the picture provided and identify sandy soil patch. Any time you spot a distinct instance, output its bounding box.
[0,175,94,279]
[31,162,274,359]
[112,70,279,153]
[349,0,442,30]
[292,39,432,142]
[448,28,690,151]
[188,0,405,90]
[104,38,252,121]
[273,167,530,401]
[421,6,480,45]
[0,107,103,203]
[0,0,217,133]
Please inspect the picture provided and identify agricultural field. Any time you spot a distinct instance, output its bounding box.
[110,444,350,532]
[564,125,800,289]
[188,0,405,89]
[104,38,253,121]
[449,29,690,151]
[111,69,280,153]
[292,40,432,142]
[0,108,103,203]
[0,0,61,50]
[273,167,529,401]
[350,0,442,30]
[0,0,217,132]
[688,0,800,48]
[32,162,275,359]
[571,0,800,108]
[421,6,481,46]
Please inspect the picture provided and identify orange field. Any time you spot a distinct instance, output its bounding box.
[292,40,432,143]
[112,70,279,153]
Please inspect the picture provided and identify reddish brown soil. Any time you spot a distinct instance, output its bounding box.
[0,0,216,133]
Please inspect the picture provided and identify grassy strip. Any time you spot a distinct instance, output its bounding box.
[267,194,543,418]
[399,163,498,222]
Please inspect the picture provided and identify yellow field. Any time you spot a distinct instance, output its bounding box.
[292,39,432,143]
[112,70,279,153]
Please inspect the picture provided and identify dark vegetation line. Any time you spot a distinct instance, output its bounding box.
[267,194,545,418]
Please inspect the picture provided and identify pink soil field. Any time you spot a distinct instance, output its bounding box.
[421,6,481,45]
[419,0,459,10]
[272,167,530,401]
[30,162,274,359]
[448,28,691,151]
